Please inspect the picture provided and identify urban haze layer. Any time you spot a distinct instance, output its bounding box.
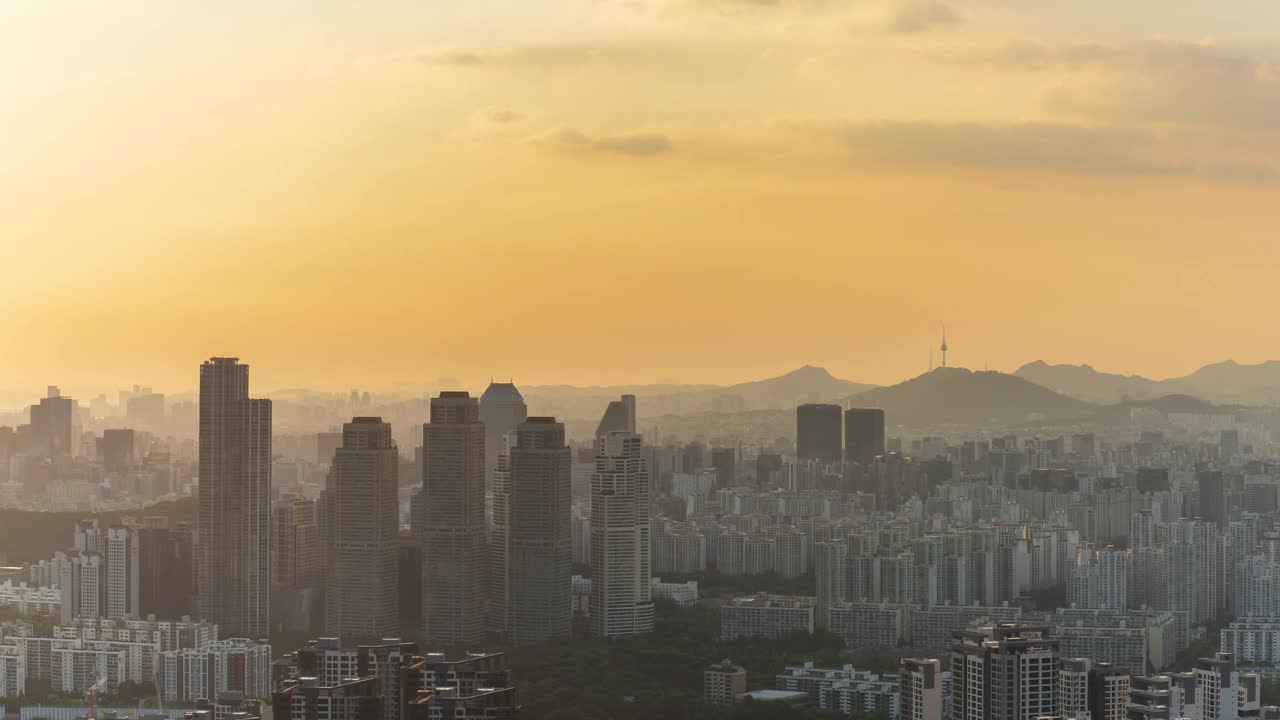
[3,355,1280,720]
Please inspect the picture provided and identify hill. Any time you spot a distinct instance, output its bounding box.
[1086,393,1230,426]
[1013,361,1192,404]
[847,367,1095,427]
[0,496,195,564]
[525,366,877,421]
[1171,359,1280,402]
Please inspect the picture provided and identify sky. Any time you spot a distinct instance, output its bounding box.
[3,1,1280,397]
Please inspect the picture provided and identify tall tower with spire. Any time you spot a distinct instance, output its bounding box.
[940,328,948,368]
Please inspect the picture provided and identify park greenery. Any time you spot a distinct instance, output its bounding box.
[0,497,195,564]
[491,601,882,720]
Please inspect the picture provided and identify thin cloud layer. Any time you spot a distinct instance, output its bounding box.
[530,126,676,157]
[411,46,609,69]
[783,119,1280,182]
[887,2,959,34]
[936,41,1280,130]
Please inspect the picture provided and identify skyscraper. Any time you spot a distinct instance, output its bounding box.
[844,408,886,466]
[796,404,842,464]
[30,387,77,457]
[105,525,140,620]
[950,624,1058,720]
[710,447,736,490]
[271,496,319,590]
[590,431,654,637]
[1069,545,1130,611]
[479,382,528,499]
[755,453,783,490]
[814,541,847,630]
[595,395,636,438]
[323,417,400,644]
[491,417,572,642]
[99,429,137,473]
[138,522,195,620]
[197,357,272,639]
[421,392,487,645]
[126,392,166,431]
[59,549,102,624]
[1198,470,1227,529]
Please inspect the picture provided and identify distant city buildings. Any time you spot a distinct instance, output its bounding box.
[478,381,527,502]
[844,408,886,466]
[796,404,842,464]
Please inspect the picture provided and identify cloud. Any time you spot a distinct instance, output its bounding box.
[480,108,527,125]
[664,0,835,13]
[410,46,606,69]
[934,41,1280,130]
[456,108,532,141]
[617,0,850,18]
[530,126,676,157]
[786,119,1280,182]
[887,2,958,34]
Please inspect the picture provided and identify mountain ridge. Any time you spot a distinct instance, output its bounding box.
[845,367,1095,427]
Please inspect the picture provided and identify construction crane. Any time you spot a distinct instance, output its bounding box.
[84,676,107,720]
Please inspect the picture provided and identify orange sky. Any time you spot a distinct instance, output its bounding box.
[3,1,1280,397]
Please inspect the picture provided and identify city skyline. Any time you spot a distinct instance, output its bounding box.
[6,2,1280,718]
[10,352,1280,410]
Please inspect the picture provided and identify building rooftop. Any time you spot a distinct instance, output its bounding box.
[480,382,524,403]
[738,689,808,703]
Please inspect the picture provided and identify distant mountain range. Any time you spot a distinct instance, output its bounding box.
[1014,360,1280,404]
[1013,361,1192,404]
[1177,360,1280,400]
[528,365,878,421]
[845,367,1095,427]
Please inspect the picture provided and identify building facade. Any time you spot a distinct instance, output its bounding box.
[492,418,572,642]
[197,357,272,639]
[420,392,487,645]
[589,432,654,638]
[323,417,400,644]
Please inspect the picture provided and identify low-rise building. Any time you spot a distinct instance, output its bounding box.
[775,662,899,717]
[0,579,61,616]
[651,578,699,608]
[161,638,273,702]
[828,603,910,649]
[406,686,520,720]
[720,594,815,641]
[704,659,746,706]
[909,604,1023,653]
[56,615,217,652]
[1221,620,1280,664]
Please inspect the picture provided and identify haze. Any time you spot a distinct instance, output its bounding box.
[4,1,1280,396]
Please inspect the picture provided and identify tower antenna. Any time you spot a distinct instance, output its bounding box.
[940,326,948,368]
